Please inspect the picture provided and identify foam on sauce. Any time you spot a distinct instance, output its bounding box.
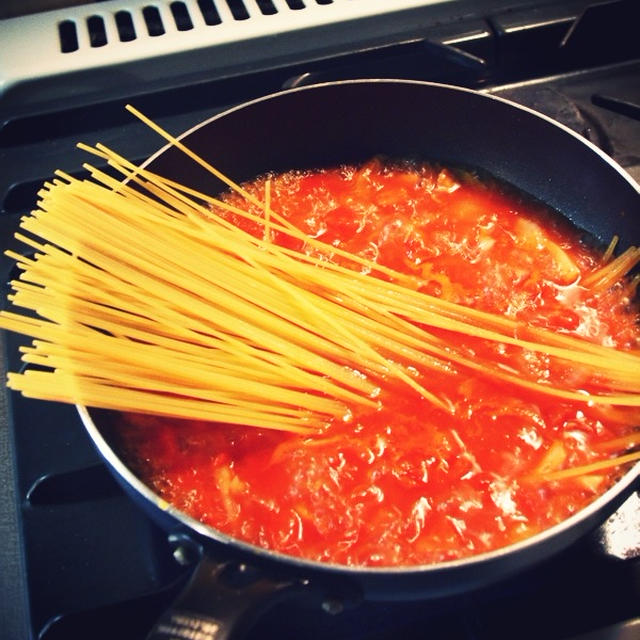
[112,159,639,567]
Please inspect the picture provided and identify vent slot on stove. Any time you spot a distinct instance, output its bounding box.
[255,0,278,15]
[87,14,108,47]
[115,10,137,42]
[57,19,79,53]
[171,1,195,30]
[198,0,222,24]
[143,6,166,37]
[226,0,250,20]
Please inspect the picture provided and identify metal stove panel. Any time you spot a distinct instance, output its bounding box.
[0,0,460,116]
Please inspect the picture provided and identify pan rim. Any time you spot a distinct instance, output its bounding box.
[79,78,640,582]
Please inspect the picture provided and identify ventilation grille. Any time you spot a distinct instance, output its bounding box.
[57,0,335,53]
[1,0,452,119]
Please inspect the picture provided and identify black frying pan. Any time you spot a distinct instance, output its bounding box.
[76,80,640,639]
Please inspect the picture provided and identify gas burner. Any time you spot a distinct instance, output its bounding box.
[484,60,640,183]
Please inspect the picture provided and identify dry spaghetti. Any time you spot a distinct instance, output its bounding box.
[1,113,640,437]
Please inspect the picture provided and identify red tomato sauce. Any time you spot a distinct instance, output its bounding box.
[113,159,640,567]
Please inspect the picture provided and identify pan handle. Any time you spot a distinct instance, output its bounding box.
[147,536,357,640]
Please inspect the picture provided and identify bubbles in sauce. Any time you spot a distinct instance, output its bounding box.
[113,159,639,567]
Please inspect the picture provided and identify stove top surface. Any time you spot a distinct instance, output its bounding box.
[1,2,639,639]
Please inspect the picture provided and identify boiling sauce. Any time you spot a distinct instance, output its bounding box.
[115,159,639,566]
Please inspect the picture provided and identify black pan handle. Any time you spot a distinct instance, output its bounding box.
[147,539,358,640]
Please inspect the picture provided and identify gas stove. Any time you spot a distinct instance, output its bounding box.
[1,1,639,639]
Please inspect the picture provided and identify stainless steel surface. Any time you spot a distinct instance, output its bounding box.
[0,0,591,118]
